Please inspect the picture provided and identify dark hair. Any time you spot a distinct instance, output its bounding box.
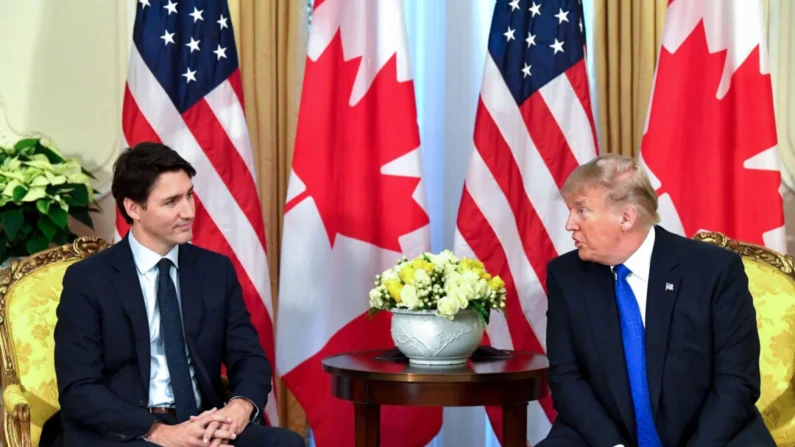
[112,142,196,224]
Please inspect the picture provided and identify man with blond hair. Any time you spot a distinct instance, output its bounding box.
[538,154,774,447]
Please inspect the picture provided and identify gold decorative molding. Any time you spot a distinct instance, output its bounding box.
[0,95,55,150]
[0,236,110,447]
[694,231,795,280]
[0,95,112,200]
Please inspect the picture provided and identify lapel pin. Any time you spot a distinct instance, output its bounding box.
[665,282,674,291]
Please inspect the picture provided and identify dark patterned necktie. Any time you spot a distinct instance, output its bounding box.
[157,258,197,422]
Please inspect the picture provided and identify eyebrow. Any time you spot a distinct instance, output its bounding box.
[162,186,194,203]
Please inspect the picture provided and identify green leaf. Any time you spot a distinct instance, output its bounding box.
[44,171,67,185]
[20,220,34,237]
[37,215,59,242]
[36,144,65,165]
[2,180,20,197]
[68,206,94,229]
[13,138,38,152]
[21,186,47,202]
[25,232,49,255]
[470,300,490,326]
[0,210,24,240]
[65,184,89,206]
[52,230,69,246]
[48,206,68,229]
[30,175,50,187]
[81,167,97,180]
[12,185,27,201]
[36,199,51,215]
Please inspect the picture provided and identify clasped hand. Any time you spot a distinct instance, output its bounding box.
[147,401,252,447]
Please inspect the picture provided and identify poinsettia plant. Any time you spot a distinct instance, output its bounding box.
[0,138,99,264]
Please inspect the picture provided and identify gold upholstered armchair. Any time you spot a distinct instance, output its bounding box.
[0,237,110,447]
[694,231,795,446]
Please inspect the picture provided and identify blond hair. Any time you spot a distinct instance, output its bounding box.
[561,153,660,226]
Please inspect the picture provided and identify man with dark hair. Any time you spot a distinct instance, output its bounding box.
[51,142,303,447]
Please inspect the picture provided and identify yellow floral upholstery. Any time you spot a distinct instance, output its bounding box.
[0,238,109,447]
[694,232,795,446]
[6,262,71,445]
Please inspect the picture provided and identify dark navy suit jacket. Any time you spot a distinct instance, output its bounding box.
[544,226,774,447]
[48,236,271,446]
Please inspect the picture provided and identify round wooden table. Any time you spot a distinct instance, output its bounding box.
[322,349,549,447]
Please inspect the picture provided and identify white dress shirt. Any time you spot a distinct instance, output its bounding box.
[128,230,202,408]
[611,226,656,328]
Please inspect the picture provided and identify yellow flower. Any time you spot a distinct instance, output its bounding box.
[459,258,486,278]
[385,279,403,302]
[399,264,416,284]
[489,276,505,291]
[411,258,434,273]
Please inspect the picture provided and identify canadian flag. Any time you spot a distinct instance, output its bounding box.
[640,0,786,252]
[275,0,442,446]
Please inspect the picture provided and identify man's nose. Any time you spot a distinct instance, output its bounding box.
[565,212,578,231]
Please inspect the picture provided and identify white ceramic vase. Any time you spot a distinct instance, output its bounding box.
[390,308,485,365]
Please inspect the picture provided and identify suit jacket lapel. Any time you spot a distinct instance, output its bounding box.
[176,244,219,405]
[583,262,636,435]
[111,236,151,395]
[645,226,681,417]
[177,244,203,345]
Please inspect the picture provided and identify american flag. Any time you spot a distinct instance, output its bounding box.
[454,0,597,444]
[117,0,279,425]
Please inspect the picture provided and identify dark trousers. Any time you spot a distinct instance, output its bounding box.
[49,412,304,447]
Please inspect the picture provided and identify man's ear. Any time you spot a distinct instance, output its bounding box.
[124,197,143,222]
[620,205,639,231]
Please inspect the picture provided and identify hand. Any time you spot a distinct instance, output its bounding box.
[191,399,253,446]
[147,408,236,447]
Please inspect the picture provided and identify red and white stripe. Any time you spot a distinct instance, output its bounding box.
[454,50,598,446]
[117,45,279,426]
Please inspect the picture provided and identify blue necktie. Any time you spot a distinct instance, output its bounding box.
[157,258,198,422]
[614,264,662,447]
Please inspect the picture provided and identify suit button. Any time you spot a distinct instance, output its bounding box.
[140,400,146,407]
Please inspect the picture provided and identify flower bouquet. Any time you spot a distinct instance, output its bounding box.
[369,250,507,365]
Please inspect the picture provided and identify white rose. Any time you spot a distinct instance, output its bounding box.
[369,287,384,308]
[381,268,399,282]
[399,284,420,310]
[414,268,430,285]
[436,296,460,320]
[475,278,490,299]
[427,249,459,266]
[445,280,469,309]
[438,249,460,264]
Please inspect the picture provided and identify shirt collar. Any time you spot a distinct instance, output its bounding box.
[128,229,180,275]
[612,226,656,281]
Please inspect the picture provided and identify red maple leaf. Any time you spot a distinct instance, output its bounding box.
[287,32,429,252]
[641,21,784,245]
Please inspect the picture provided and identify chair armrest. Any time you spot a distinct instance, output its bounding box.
[3,384,31,447]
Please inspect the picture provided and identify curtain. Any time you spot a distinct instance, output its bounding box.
[228,0,309,437]
[593,0,668,157]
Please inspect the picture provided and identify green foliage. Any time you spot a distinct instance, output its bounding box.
[0,138,99,263]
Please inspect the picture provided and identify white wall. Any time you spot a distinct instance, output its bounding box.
[0,0,138,243]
